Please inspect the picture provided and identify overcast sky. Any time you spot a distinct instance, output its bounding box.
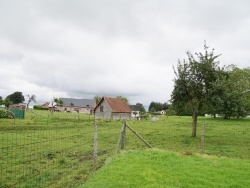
[0,0,250,109]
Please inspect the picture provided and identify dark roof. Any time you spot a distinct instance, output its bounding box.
[94,97,132,113]
[129,105,141,111]
[60,98,95,108]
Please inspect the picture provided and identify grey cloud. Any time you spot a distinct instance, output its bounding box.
[0,0,250,106]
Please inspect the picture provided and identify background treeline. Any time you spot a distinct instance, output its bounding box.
[148,102,168,113]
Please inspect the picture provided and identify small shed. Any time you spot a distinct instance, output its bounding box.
[9,103,26,119]
[9,103,26,110]
[94,97,132,120]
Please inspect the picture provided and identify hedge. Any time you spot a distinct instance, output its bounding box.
[0,109,14,119]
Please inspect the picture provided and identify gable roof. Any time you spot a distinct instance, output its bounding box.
[42,102,51,108]
[129,105,141,111]
[60,98,95,108]
[94,97,132,113]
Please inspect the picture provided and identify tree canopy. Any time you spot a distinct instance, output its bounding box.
[0,96,3,105]
[215,65,250,119]
[116,96,129,103]
[136,102,146,114]
[5,91,25,104]
[94,96,102,104]
[171,44,223,137]
[3,98,13,108]
[53,98,63,107]
[148,102,168,112]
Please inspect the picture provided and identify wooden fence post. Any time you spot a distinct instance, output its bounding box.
[116,122,125,154]
[93,120,98,170]
[47,114,49,125]
[201,123,205,155]
[121,120,127,150]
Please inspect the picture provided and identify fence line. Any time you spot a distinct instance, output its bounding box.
[0,112,95,187]
[1,112,249,186]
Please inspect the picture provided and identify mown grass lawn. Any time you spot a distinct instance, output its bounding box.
[82,149,250,188]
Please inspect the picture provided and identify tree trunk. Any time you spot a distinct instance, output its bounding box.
[192,113,198,137]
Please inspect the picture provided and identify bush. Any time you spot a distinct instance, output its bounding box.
[0,109,14,119]
[33,105,48,110]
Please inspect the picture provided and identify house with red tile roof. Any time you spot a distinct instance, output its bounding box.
[94,97,132,120]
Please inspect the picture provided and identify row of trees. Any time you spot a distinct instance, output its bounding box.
[148,102,168,113]
[0,91,36,109]
[171,43,250,136]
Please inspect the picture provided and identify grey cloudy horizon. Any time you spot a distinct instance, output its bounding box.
[0,0,250,109]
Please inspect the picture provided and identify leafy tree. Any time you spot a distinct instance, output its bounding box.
[136,102,146,114]
[166,103,176,116]
[132,111,138,117]
[217,65,250,118]
[162,102,169,110]
[171,43,223,137]
[149,106,156,113]
[26,94,36,109]
[3,98,13,108]
[53,98,63,107]
[94,96,102,104]
[148,101,169,112]
[0,96,3,105]
[5,91,25,104]
[148,102,156,112]
[116,96,129,103]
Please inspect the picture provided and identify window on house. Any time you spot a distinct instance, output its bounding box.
[100,106,104,112]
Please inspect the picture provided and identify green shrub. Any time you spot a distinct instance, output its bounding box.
[0,109,14,119]
[33,105,48,110]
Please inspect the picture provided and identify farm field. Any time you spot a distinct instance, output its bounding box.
[0,110,250,187]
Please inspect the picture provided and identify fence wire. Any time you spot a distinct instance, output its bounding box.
[0,111,94,188]
[1,112,249,187]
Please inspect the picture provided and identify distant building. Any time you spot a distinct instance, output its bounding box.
[9,103,26,110]
[94,97,132,120]
[129,105,141,118]
[56,98,95,114]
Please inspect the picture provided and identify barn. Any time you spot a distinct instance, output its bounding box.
[94,97,132,120]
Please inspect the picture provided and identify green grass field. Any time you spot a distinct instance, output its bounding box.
[82,149,250,188]
[0,110,249,187]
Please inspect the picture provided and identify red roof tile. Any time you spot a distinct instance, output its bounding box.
[94,97,132,113]
[105,97,131,113]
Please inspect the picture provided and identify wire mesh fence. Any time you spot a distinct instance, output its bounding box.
[0,111,95,187]
[116,116,250,160]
